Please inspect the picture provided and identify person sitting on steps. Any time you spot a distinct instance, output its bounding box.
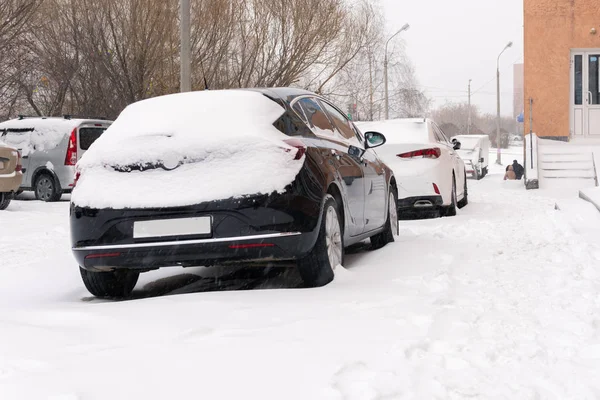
[504,165,516,180]
[512,160,525,180]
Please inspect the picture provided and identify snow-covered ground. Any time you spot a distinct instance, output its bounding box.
[2,146,600,399]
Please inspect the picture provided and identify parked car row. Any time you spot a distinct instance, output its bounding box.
[1,88,470,298]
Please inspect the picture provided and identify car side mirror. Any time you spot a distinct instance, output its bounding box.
[348,145,365,159]
[452,139,461,150]
[364,131,386,149]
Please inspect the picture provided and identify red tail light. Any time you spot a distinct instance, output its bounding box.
[228,243,275,249]
[85,252,121,260]
[282,138,307,160]
[15,151,22,172]
[397,148,441,159]
[64,128,78,166]
[72,170,81,187]
[433,183,440,195]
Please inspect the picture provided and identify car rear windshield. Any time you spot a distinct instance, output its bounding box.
[79,127,107,150]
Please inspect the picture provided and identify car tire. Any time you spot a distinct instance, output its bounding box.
[0,193,11,210]
[35,173,61,202]
[79,267,139,298]
[458,173,468,209]
[444,175,457,217]
[371,187,399,250]
[296,195,342,288]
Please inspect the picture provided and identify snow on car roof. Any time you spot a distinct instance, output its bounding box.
[80,89,287,168]
[0,118,85,156]
[355,119,429,144]
[72,90,303,209]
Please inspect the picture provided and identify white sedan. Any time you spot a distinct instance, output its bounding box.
[356,118,468,217]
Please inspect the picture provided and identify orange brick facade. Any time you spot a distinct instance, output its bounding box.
[524,0,600,139]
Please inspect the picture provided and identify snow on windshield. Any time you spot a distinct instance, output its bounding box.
[0,118,78,156]
[72,90,304,209]
[356,119,429,144]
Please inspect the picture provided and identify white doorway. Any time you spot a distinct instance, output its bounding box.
[571,51,600,137]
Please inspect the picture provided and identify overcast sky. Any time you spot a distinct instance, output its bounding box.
[382,0,524,116]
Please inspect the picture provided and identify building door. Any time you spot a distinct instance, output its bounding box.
[571,51,600,137]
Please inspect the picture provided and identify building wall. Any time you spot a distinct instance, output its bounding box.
[513,63,524,119]
[524,0,600,138]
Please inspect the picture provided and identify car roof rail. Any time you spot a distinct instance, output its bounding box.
[63,114,109,121]
[17,115,45,120]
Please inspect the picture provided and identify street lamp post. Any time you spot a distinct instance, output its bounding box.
[496,41,513,165]
[180,0,191,93]
[384,23,410,120]
[467,79,472,135]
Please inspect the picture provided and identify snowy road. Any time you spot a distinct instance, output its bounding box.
[2,147,600,399]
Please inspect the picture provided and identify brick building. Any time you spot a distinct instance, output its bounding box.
[524,0,600,140]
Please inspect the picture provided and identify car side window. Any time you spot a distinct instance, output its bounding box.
[292,101,308,124]
[431,124,446,144]
[295,97,335,136]
[436,124,452,143]
[350,122,365,145]
[319,100,360,144]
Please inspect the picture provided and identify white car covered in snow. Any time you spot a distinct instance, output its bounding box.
[356,118,468,217]
[452,134,490,180]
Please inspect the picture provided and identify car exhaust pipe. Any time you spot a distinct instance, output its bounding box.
[414,200,433,208]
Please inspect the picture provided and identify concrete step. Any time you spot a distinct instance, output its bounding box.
[539,161,594,170]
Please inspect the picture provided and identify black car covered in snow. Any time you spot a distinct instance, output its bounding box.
[70,88,398,298]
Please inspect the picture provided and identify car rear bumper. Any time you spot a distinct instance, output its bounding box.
[74,231,314,271]
[0,171,23,192]
[71,190,324,271]
[397,195,444,211]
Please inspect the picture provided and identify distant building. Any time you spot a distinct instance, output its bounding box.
[524,0,600,140]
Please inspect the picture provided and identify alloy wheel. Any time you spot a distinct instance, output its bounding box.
[389,192,399,237]
[325,206,342,269]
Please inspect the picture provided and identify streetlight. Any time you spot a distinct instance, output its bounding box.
[468,79,472,135]
[384,23,410,120]
[495,41,512,164]
[180,0,191,92]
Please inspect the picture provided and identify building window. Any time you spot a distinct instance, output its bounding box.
[589,55,600,105]
[574,55,583,105]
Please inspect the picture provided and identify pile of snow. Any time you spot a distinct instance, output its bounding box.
[72,90,304,209]
[0,118,79,156]
[579,186,600,211]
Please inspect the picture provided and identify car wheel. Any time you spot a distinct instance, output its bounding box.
[371,187,399,250]
[458,173,468,209]
[35,173,61,202]
[0,193,11,210]
[296,195,342,287]
[444,175,457,217]
[80,267,139,298]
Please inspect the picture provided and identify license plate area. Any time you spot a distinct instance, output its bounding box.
[133,216,212,239]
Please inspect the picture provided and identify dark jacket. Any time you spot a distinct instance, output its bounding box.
[512,161,524,180]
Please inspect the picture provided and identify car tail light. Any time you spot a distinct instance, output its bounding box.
[72,170,81,187]
[15,151,22,172]
[433,183,440,195]
[64,128,78,166]
[397,148,441,159]
[84,252,122,260]
[282,138,307,160]
[229,243,275,249]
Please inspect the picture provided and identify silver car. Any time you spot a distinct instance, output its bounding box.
[0,116,112,201]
